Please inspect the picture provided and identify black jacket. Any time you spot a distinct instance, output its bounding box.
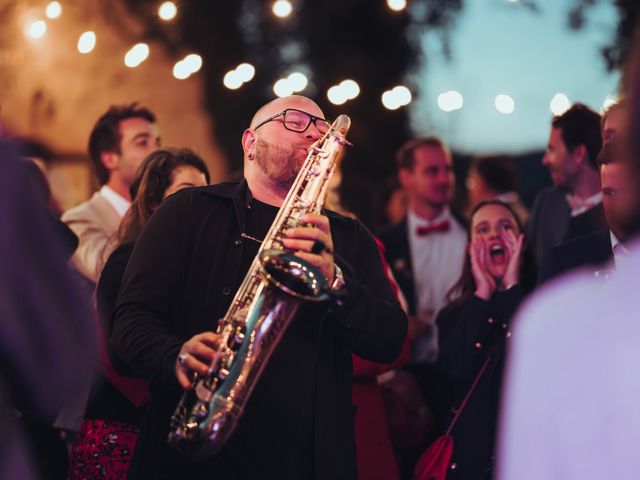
[111,180,407,480]
[431,286,524,480]
[527,187,607,266]
[537,229,613,286]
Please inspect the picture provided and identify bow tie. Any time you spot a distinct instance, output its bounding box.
[416,220,450,236]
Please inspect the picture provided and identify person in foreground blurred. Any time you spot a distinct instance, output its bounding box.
[68,149,209,480]
[422,200,526,479]
[498,21,640,480]
[0,139,95,480]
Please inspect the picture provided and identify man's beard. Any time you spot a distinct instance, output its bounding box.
[254,137,306,191]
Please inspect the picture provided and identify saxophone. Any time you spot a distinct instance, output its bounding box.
[168,114,351,459]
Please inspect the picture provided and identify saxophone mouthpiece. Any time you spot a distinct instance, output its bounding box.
[333,114,352,146]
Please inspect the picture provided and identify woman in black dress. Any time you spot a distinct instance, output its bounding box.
[69,149,209,480]
[431,200,527,480]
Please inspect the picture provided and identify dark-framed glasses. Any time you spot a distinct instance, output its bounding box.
[253,108,331,135]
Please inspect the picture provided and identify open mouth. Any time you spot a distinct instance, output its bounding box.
[489,244,507,264]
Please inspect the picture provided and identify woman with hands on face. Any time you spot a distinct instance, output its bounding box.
[417,200,527,480]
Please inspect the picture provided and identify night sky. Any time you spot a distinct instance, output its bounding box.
[410,0,620,154]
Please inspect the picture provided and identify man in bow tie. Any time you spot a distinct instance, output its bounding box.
[378,136,467,364]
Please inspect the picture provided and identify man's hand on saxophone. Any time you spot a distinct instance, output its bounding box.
[282,213,335,284]
[175,332,222,389]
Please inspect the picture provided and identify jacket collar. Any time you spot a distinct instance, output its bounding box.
[200,179,253,229]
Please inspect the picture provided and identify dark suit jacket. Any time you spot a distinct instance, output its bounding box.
[527,186,607,266]
[376,213,467,316]
[112,180,407,480]
[376,218,417,315]
[537,229,614,286]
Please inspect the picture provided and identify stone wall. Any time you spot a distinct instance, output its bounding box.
[0,1,227,210]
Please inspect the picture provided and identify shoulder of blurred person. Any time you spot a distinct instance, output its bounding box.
[498,240,640,480]
[0,139,96,479]
[537,228,613,286]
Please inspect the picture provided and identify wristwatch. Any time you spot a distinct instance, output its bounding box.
[331,264,346,290]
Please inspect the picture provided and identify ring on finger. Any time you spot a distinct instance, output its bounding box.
[311,239,331,255]
[178,353,189,366]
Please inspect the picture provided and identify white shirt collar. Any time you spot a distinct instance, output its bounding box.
[610,230,632,269]
[100,185,131,218]
[566,191,603,217]
[610,230,621,251]
[408,206,451,228]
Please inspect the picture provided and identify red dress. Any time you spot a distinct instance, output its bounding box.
[352,239,411,480]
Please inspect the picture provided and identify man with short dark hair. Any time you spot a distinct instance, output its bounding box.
[62,103,160,284]
[378,136,467,363]
[527,103,607,265]
[538,136,633,283]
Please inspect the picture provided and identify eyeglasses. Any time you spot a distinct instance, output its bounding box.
[253,108,331,135]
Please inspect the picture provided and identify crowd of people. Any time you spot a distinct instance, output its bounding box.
[3,27,640,480]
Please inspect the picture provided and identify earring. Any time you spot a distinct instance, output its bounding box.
[248,152,254,159]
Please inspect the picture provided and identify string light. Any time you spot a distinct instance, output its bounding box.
[124,43,150,68]
[340,79,360,99]
[381,85,412,110]
[158,1,178,21]
[183,54,202,73]
[222,63,255,88]
[77,31,96,54]
[172,53,203,80]
[274,78,294,97]
[387,0,407,12]
[437,90,464,112]
[327,79,360,105]
[287,72,308,92]
[271,72,308,97]
[222,70,242,88]
[495,94,515,114]
[45,1,62,19]
[236,63,256,82]
[26,20,47,39]
[550,93,570,115]
[327,86,348,105]
[272,0,293,18]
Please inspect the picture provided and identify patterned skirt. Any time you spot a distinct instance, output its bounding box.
[69,419,140,480]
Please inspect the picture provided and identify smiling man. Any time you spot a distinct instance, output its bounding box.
[527,103,607,265]
[62,103,160,286]
[377,136,467,364]
[111,95,407,480]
